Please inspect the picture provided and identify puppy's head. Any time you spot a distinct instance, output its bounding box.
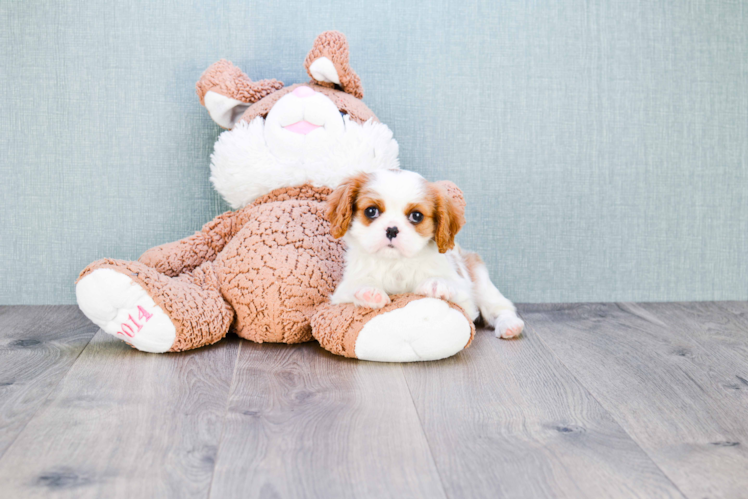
[327,170,465,258]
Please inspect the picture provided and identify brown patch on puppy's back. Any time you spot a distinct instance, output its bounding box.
[462,249,485,283]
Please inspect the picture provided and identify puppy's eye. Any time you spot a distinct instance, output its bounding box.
[408,211,424,224]
[364,207,380,219]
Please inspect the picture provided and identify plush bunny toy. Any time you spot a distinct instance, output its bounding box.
[76,31,475,362]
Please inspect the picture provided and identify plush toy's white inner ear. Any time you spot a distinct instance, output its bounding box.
[309,57,341,85]
[205,91,251,129]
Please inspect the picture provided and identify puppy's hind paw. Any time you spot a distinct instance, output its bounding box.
[353,286,391,309]
[495,313,525,339]
[415,278,454,302]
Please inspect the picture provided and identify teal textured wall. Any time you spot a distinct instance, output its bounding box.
[1,0,746,304]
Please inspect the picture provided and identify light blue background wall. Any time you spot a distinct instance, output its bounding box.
[1,0,746,305]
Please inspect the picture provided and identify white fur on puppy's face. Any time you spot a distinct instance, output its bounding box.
[264,87,345,160]
[346,170,434,259]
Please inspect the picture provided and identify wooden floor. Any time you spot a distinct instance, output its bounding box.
[0,303,747,498]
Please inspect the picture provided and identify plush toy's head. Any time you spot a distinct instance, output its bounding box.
[197,31,399,209]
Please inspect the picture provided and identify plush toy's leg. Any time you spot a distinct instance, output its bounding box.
[311,294,475,362]
[76,259,233,353]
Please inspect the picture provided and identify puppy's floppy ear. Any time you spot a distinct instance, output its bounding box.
[327,172,370,239]
[431,182,466,253]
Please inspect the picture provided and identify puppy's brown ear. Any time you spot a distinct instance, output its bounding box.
[431,182,466,253]
[327,173,370,239]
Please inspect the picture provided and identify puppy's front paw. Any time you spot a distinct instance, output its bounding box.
[415,278,455,302]
[353,287,391,309]
[496,312,524,339]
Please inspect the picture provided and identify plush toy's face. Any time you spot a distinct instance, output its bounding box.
[264,86,346,160]
[199,31,401,209]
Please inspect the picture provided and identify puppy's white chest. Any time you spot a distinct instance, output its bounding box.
[382,267,410,294]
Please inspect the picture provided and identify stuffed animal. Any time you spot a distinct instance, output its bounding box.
[75,31,475,362]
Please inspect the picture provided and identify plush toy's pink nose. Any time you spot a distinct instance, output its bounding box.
[292,86,316,98]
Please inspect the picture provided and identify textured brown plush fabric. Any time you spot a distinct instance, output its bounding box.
[195,59,284,106]
[77,259,234,352]
[138,208,254,277]
[78,183,472,355]
[135,184,344,345]
[311,294,476,358]
[212,186,345,344]
[80,185,344,350]
[253,184,332,205]
[304,30,364,99]
[237,83,378,125]
[138,185,333,277]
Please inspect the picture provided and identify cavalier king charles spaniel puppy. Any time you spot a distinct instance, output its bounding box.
[327,169,524,339]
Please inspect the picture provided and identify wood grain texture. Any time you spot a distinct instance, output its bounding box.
[714,301,748,329]
[521,302,748,498]
[209,341,445,499]
[0,306,96,460]
[2,303,747,498]
[0,330,239,498]
[639,302,748,398]
[402,326,682,498]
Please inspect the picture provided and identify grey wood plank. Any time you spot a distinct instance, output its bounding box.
[714,300,748,329]
[209,341,445,499]
[0,330,239,498]
[402,325,682,498]
[521,302,748,498]
[0,306,96,460]
[639,302,748,396]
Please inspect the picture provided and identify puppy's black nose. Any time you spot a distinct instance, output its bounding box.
[386,226,399,240]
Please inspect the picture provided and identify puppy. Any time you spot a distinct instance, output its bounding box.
[327,169,524,339]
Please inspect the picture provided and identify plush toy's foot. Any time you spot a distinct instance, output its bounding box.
[77,268,177,353]
[312,294,474,362]
[76,259,234,353]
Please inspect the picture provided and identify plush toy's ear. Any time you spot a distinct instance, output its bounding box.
[431,182,466,253]
[304,31,364,99]
[326,172,370,239]
[196,59,284,129]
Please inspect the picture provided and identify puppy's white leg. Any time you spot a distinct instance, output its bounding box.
[469,256,524,339]
[353,286,391,309]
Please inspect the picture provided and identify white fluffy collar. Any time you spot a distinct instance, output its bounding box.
[210,116,400,209]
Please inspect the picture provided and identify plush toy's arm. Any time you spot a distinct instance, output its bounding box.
[138,208,251,277]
